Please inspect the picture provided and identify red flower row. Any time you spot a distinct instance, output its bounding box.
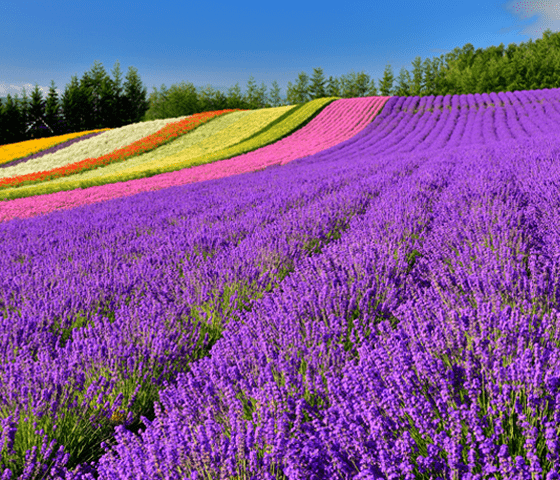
[0,109,241,190]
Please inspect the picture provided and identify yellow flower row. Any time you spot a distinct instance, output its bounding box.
[0,129,111,165]
[114,105,295,177]
[49,110,255,183]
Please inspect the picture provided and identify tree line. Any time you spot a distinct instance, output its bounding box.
[3,28,560,145]
[0,60,149,146]
[142,28,560,119]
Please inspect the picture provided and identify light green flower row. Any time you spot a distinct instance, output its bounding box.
[50,108,286,184]
[0,98,338,201]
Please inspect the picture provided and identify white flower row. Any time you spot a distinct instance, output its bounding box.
[0,116,191,179]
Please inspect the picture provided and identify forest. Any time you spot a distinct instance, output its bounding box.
[1,28,560,146]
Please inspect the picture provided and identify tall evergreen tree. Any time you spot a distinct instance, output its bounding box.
[26,84,47,138]
[244,75,262,109]
[287,72,310,104]
[109,60,125,128]
[256,81,269,108]
[2,94,23,144]
[80,60,115,129]
[422,58,436,96]
[122,66,149,124]
[0,98,5,145]
[44,80,61,135]
[198,85,227,112]
[226,82,246,110]
[378,63,395,96]
[17,89,30,141]
[309,67,327,99]
[354,71,374,96]
[410,56,424,96]
[268,80,283,107]
[326,76,341,97]
[61,74,89,133]
[394,67,412,96]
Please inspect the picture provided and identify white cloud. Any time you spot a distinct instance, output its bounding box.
[0,83,63,98]
[502,0,560,37]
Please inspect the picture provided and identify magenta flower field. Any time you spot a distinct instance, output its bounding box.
[2,90,560,479]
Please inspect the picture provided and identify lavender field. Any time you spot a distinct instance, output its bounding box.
[2,89,560,479]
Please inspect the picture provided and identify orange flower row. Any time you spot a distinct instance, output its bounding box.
[0,110,240,190]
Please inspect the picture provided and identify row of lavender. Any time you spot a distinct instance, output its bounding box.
[82,130,560,478]
[0,136,386,477]
[2,88,560,478]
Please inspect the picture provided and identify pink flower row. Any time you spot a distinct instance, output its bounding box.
[0,97,390,222]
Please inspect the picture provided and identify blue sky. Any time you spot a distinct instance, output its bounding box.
[0,0,558,100]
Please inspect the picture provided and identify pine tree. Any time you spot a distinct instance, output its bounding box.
[326,76,341,97]
[80,60,112,129]
[44,80,61,135]
[378,63,395,96]
[0,98,5,145]
[422,58,436,96]
[244,75,260,109]
[410,56,424,96]
[354,71,373,96]
[18,89,30,141]
[61,74,88,133]
[110,60,125,127]
[2,94,23,144]
[122,66,149,124]
[256,81,268,108]
[309,67,327,99]
[226,82,246,110]
[26,84,46,138]
[394,67,412,96]
[291,72,310,104]
[269,80,283,107]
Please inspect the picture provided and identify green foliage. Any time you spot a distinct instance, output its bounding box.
[44,80,60,135]
[378,63,395,96]
[394,66,412,96]
[121,65,150,125]
[268,80,283,107]
[309,67,327,99]
[286,71,311,104]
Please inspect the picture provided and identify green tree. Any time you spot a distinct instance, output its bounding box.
[109,60,125,128]
[287,71,310,104]
[61,74,89,133]
[2,94,24,144]
[378,63,395,96]
[410,56,424,96]
[44,80,61,135]
[394,67,412,96]
[122,66,149,124]
[226,82,247,110]
[198,85,228,112]
[268,80,283,107]
[309,67,327,99]
[27,84,47,138]
[326,76,341,97]
[17,89,30,140]
[422,58,436,96]
[80,60,114,129]
[244,75,259,109]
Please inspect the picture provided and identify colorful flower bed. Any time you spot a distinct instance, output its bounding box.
[0,97,386,221]
[0,99,335,203]
[0,128,111,165]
